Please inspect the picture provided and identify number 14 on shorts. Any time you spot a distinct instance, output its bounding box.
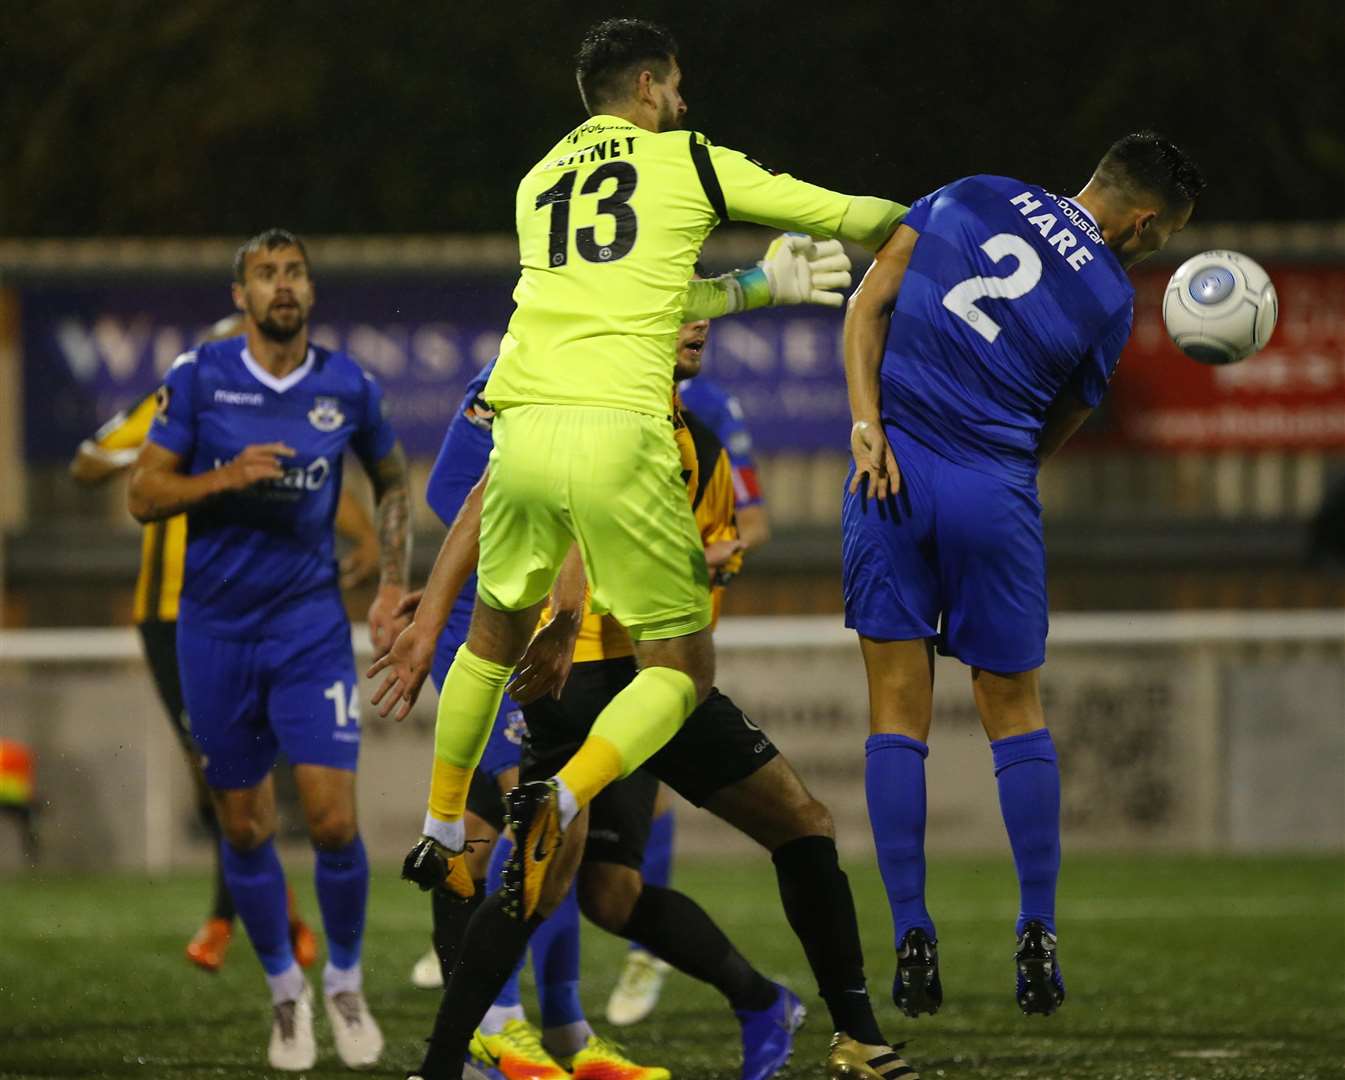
[324,680,361,732]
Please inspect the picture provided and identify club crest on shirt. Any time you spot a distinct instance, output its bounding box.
[503,710,528,746]
[308,396,345,432]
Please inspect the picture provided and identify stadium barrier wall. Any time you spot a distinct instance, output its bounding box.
[0,612,1341,871]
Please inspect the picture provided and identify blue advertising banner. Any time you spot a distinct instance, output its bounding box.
[20,279,850,461]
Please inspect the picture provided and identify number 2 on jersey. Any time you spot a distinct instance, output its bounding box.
[536,162,639,267]
[941,233,1042,344]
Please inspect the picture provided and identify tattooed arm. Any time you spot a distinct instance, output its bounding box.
[363,442,412,653]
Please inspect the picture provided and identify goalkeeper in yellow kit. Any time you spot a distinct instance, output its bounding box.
[370,20,913,1079]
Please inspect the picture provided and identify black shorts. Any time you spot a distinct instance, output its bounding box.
[522,658,779,864]
[138,620,196,755]
[466,768,507,834]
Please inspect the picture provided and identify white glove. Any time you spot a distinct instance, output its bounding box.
[758,233,853,307]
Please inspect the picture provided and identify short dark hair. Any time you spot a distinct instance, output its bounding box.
[233,228,311,283]
[575,18,678,113]
[1095,131,1206,214]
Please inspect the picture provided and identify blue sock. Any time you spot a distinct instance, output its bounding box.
[314,835,369,971]
[533,882,584,1028]
[641,809,675,889]
[865,733,935,945]
[487,835,524,1008]
[629,808,675,953]
[991,729,1061,936]
[220,836,294,976]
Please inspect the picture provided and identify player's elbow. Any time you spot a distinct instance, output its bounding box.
[69,443,109,487]
[126,474,158,524]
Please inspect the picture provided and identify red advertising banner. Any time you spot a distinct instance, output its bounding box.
[1088,263,1345,450]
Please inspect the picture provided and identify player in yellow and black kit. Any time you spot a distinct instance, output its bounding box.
[70,317,379,974]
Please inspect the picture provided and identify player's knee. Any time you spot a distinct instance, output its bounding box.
[798,796,835,841]
[577,866,641,933]
[307,808,358,851]
[219,815,271,852]
[770,795,834,850]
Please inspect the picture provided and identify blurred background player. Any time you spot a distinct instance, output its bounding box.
[68,311,380,974]
[608,269,771,1026]
[127,229,411,1071]
[843,134,1204,1018]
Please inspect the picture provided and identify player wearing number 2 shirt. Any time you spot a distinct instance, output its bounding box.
[842,133,1204,1023]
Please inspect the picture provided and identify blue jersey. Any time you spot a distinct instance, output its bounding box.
[677,376,764,509]
[425,361,497,633]
[882,175,1134,486]
[149,336,397,639]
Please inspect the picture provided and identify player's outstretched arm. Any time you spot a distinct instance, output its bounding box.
[363,443,412,653]
[70,440,138,486]
[844,224,918,503]
[694,136,907,252]
[367,469,487,720]
[127,440,293,523]
[683,234,853,319]
[71,394,161,487]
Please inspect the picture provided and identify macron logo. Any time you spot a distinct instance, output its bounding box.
[214,389,265,406]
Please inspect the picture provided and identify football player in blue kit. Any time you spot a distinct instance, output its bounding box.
[128,229,411,1072]
[842,133,1204,1018]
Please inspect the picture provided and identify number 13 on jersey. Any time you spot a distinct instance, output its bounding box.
[535,162,639,267]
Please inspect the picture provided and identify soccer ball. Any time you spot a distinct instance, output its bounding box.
[1162,250,1278,364]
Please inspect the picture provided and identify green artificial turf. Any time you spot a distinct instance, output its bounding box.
[2,854,1342,1079]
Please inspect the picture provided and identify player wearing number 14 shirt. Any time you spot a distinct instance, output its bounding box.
[129,229,411,1073]
[842,133,1205,1021]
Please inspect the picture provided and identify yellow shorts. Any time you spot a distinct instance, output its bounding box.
[477,405,711,642]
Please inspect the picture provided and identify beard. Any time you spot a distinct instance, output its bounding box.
[655,97,684,133]
[252,301,307,342]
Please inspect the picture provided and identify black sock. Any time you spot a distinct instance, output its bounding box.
[420,890,542,1078]
[773,835,886,1046]
[619,883,776,1012]
[431,878,487,984]
[201,803,236,922]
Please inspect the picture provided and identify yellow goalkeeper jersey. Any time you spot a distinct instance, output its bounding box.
[485,114,891,419]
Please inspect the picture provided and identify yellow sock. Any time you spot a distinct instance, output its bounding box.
[555,735,624,809]
[556,666,696,809]
[428,758,475,824]
[427,644,514,825]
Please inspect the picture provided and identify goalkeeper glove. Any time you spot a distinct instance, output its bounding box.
[725,233,853,312]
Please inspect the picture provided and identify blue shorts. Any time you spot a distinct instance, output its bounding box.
[177,610,361,790]
[841,424,1047,673]
[432,616,525,778]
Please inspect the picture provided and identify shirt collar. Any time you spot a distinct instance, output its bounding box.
[241,346,315,393]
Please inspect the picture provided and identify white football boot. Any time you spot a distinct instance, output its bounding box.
[605,948,672,1026]
[325,986,385,1069]
[268,981,317,1071]
[411,946,444,989]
